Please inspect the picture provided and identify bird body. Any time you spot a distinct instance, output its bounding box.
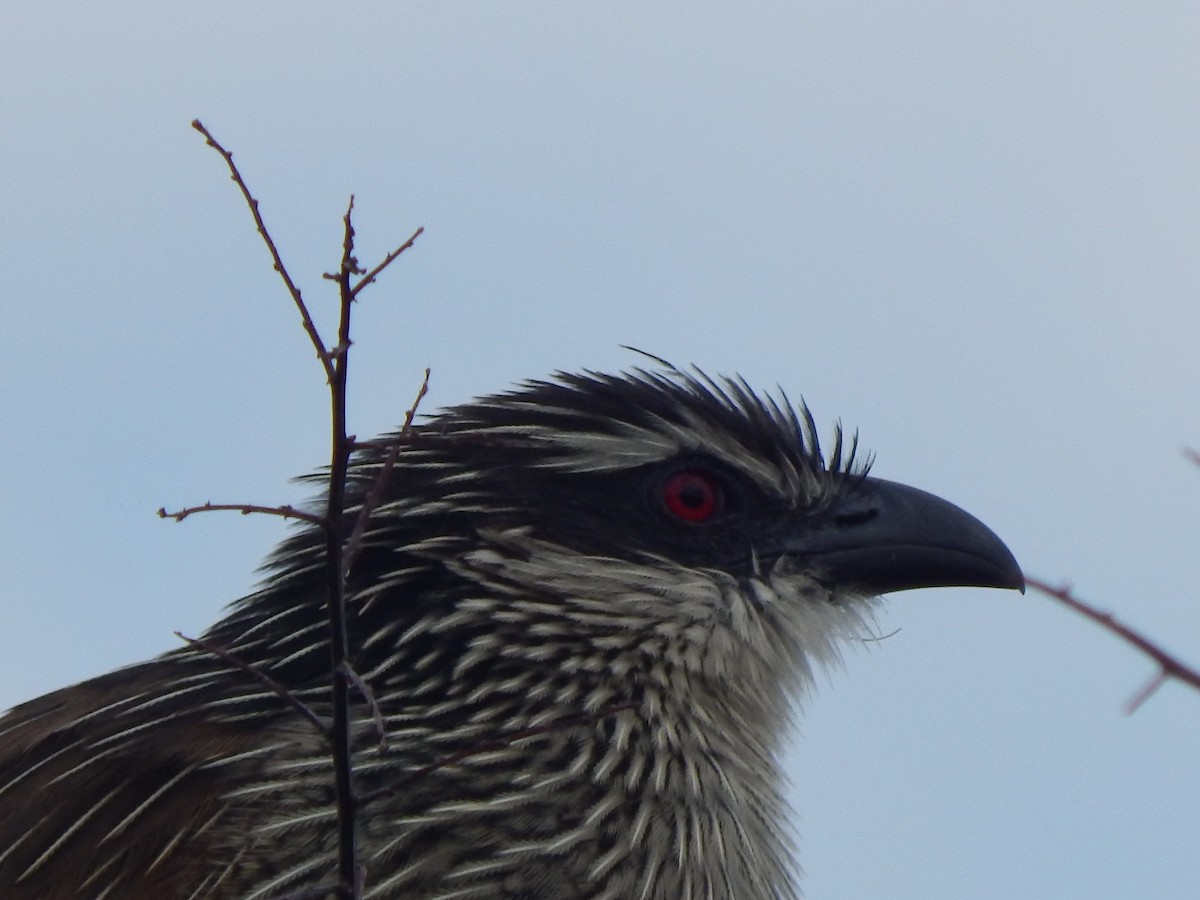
[0,368,1022,899]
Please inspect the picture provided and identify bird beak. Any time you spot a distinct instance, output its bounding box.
[785,477,1024,595]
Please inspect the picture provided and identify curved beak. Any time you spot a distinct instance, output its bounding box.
[785,477,1024,595]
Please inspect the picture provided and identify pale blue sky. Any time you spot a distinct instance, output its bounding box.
[2,4,1198,898]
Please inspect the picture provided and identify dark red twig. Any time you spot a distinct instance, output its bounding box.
[339,662,389,752]
[343,368,431,576]
[175,631,330,736]
[1027,576,1200,713]
[190,124,423,900]
[157,502,323,525]
[322,196,362,897]
[351,227,425,299]
[190,119,336,384]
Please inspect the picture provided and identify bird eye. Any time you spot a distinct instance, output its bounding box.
[662,471,721,523]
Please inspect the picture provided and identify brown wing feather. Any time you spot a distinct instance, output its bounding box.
[0,665,280,899]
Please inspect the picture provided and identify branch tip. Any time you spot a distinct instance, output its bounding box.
[1028,576,1200,711]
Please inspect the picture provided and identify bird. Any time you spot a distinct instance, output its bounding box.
[0,365,1023,900]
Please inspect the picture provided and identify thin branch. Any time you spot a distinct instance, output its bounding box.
[1027,576,1200,713]
[350,227,425,299]
[191,119,336,384]
[188,127,424,900]
[398,370,432,438]
[322,196,361,899]
[1124,671,1170,715]
[339,662,388,752]
[175,632,330,737]
[157,502,323,525]
[343,368,431,575]
[324,195,366,280]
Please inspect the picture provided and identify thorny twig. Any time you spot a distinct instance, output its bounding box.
[157,502,323,525]
[343,368,431,576]
[180,120,423,900]
[175,631,330,737]
[322,197,362,900]
[339,662,389,752]
[190,119,335,385]
[351,228,425,299]
[1027,577,1200,713]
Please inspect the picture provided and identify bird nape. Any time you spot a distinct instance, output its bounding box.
[0,367,1023,900]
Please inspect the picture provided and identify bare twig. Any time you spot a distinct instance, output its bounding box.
[339,662,389,752]
[343,368,431,575]
[351,227,425,299]
[157,502,323,525]
[1124,671,1170,714]
[175,631,330,736]
[189,125,423,900]
[322,197,362,898]
[1027,577,1200,713]
[190,119,336,384]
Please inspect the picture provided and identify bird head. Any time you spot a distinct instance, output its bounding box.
[0,365,1024,900]
[226,366,1021,736]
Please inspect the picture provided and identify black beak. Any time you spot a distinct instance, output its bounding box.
[785,477,1024,595]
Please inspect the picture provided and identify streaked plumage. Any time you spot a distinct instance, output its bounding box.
[0,367,1022,899]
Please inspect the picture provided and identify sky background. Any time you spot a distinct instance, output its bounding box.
[2,4,1198,898]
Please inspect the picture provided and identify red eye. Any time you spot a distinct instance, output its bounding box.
[662,471,720,523]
